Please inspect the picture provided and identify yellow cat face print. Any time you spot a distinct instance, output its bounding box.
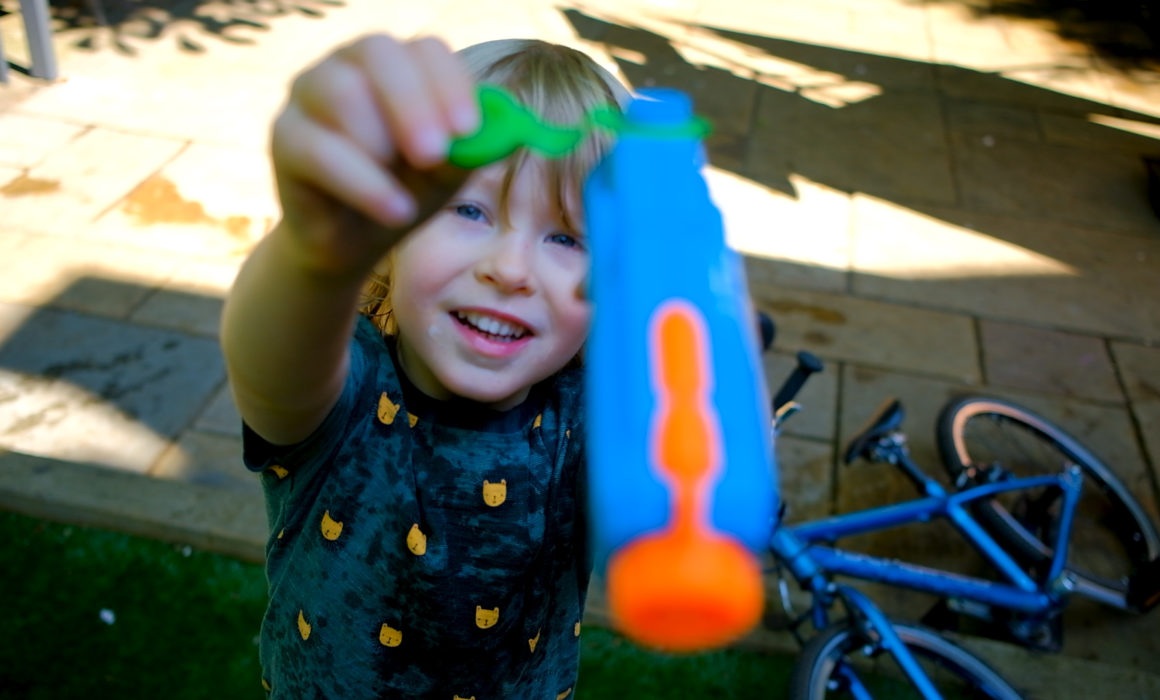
[379,623,402,647]
[482,479,507,507]
[406,523,427,555]
[377,392,401,425]
[475,605,499,629]
[320,510,343,541]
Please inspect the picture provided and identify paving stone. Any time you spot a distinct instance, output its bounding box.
[13,50,287,149]
[924,3,1015,68]
[1132,399,1160,486]
[1113,342,1160,481]
[1038,110,1160,155]
[0,308,224,472]
[762,349,838,442]
[150,430,257,494]
[846,3,933,63]
[193,383,242,437]
[775,434,834,524]
[851,197,1160,343]
[1111,341,1160,402]
[749,85,957,207]
[950,130,1158,237]
[130,287,226,339]
[743,254,847,300]
[584,27,758,171]
[130,258,239,338]
[560,5,759,172]
[935,59,1112,116]
[0,233,177,316]
[0,127,186,236]
[980,319,1122,402]
[88,142,276,258]
[708,168,851,294]
[1099,61,1160,120]
[926,5,1112,109]
[686,0,856,47]
[0,113,86,168]
[749,283,980,383]
[944,97,1041,141]
[687,21,936,92]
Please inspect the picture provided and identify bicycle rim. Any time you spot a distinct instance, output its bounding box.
[789,620,1024,700]
[938,395,1160,608]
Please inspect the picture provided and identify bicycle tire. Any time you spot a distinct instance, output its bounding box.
[789,620,1024,699]
[937,395,1160,610]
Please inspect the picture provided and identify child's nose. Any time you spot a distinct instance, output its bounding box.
[476,233,534,295]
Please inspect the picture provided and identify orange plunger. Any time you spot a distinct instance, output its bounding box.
[605,301,764,652]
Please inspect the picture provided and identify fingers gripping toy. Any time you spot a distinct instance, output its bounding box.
[449,86,779,652]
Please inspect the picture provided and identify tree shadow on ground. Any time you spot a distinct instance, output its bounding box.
[0,276,227,473]
[561,9,1160,665]
[1,0,344,55]
[918,0,1159,68]
[563,8,1160,345]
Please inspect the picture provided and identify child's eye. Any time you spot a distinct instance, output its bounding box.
[547,232,585,251]
[453,203,487,222]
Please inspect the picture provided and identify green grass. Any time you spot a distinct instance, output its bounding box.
[578,626,794,697]
[0,510,799,698]
[0,510,268,699]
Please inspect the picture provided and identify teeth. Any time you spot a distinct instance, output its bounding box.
[457,311,528,339]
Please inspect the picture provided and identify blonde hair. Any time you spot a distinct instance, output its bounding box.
[359,38,630,335]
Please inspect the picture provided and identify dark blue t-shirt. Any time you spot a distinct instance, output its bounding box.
[244,316,589,699]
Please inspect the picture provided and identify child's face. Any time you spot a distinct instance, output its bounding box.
[390,158,589,410]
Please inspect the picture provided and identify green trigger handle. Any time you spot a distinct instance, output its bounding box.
[447,84,712,169]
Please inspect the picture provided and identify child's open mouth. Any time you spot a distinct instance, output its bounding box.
[452,310,532,343]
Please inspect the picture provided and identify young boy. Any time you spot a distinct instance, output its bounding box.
[221,34,630,698]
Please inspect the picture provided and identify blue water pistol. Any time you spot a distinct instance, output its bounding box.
[583,88,778,652]
[448,85,779,652]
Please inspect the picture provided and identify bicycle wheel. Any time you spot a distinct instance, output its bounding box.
[938,395,1160,610]
[789,620,1023,699]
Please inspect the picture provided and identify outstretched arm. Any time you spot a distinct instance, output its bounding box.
[220,34,479,446]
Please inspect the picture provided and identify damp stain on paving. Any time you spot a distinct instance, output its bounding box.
[766,299,847,324]
[1,174,62,197]
[121,175,252,239]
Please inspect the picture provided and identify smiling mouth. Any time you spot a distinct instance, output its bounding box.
[453,311,532,342]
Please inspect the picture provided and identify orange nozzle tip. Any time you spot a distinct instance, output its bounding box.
[606,533,764,653]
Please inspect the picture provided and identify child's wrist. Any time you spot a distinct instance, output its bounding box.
[268,219,381,285]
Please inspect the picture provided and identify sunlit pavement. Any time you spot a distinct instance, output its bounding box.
[1,0,1159,694]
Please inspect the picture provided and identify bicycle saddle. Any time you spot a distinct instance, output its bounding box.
[843,398,905,464]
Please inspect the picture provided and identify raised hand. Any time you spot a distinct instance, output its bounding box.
[270,34,480,276]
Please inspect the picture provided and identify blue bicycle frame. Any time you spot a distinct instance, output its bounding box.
[770,461,1085,699]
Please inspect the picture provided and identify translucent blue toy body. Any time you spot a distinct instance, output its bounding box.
[583,89,779,650]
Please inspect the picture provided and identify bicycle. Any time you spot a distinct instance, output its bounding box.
[555,81,1158,696]
[762,347,1160,699]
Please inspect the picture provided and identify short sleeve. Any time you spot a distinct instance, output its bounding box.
[241,316,377,475]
